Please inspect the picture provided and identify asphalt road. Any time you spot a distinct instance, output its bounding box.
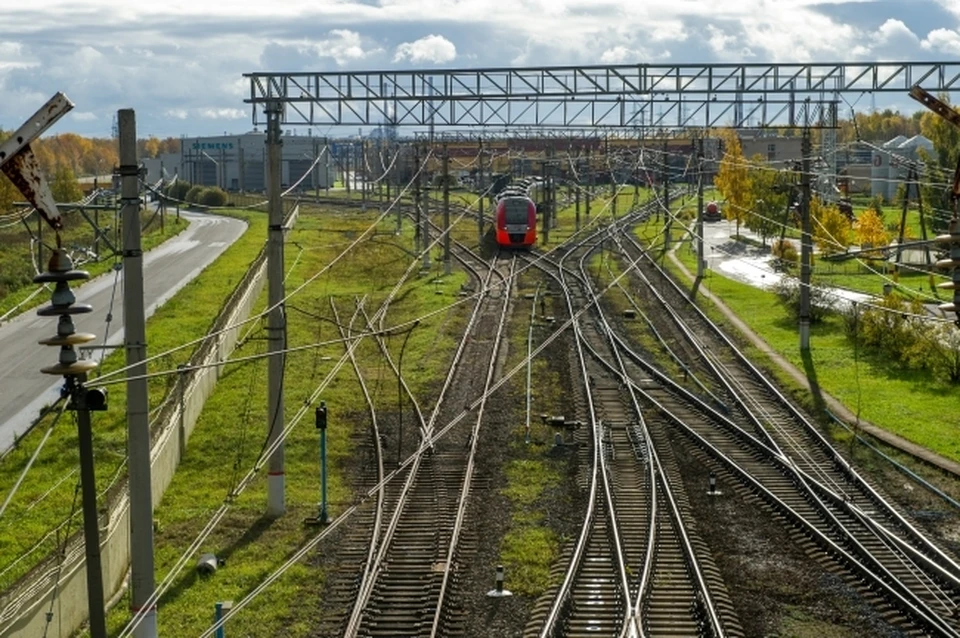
[0,210,247,452]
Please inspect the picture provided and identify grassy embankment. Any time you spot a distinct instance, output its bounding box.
[0,209,261,593]
[98,204,470,636]
[631,207,960,466]
[0,208,188,317]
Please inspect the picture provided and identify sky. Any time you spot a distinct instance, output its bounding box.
[1,0,959,140]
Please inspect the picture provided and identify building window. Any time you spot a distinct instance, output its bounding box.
[767,143,776,161]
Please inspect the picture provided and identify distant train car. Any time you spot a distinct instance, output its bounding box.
[704,201,722,222]
[495,194,537,248]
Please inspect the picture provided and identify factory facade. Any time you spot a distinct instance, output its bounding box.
[143,131,335,192]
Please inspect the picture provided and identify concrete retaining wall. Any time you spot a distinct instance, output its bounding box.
[0,205,297,637]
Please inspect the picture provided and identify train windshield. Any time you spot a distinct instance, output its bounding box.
[503,198,530,224]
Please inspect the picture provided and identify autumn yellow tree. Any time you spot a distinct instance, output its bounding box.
[810,197,851,256]
[714,129,752,236]
[854,203,889,254]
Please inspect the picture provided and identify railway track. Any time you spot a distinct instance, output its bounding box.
[519,211,740,638]
[342,252,514,637]
[573,212,960,635]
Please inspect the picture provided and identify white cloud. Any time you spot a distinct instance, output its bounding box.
[198,108,246,119]
[599,45,670,63]
[921,28,960,55]
[165,109,188,120]
[315,29,375,66]
[393,34,456,64]
[70,111,97,121]
[600,46,637,64]
[876,18,917,44]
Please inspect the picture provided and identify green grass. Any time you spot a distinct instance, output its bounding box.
[493,278,570,597]
[665,236,960,464]
[94,206,471,636]
[0,210,263,592]
[0,208,188,318]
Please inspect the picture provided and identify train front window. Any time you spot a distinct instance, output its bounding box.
[503,199,529,225]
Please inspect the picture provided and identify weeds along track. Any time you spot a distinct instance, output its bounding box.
[520,207,739,638]
[342,252,515,638]
[589,217,960,635]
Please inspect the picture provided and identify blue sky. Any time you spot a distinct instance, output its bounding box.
[1,0,958,139]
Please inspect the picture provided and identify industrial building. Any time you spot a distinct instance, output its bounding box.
[142,131,336,192]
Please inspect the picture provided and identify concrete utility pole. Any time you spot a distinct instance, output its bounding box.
[265,101,286,516]
[575,154,581,232]
[585,146,592,221]
[361,142,367,212]
[443,143,451,275]
[799,129,813,350]
[696,137,706,282]
[414,143,422,253]
[422,143,431,270]
[662,138,671,250]
[477,138,484,245]
[540,151,550,244]
[119,109,158,638]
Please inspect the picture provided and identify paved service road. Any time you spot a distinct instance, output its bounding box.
[0,210,248,452]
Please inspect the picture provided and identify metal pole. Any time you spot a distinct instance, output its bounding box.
[316,402,329,523]
[265,101,286,516]
[75,380,108,638]
[119,109,158,638]
[443,143,450,275]
[800,129,813,350]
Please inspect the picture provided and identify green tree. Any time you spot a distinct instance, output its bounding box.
[746,156,788,247]
[714,130,752,236]
[50,163,83,203]
[919,94,960,170]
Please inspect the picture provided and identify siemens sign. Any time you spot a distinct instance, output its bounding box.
[192,142,234,150]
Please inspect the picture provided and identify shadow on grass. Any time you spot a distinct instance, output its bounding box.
[158,514,279,608]
[800,348,826,417]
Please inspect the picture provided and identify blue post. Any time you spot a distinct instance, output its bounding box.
[316,402,329,523]
[214,600,232,638]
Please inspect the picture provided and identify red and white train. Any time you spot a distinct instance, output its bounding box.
[494,187,537,249]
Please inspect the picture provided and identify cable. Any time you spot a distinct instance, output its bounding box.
[0,397,69,521]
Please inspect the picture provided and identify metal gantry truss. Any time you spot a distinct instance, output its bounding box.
[245,61,960,130]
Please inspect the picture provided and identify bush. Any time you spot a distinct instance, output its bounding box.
[771,239,798,271]
[772,276,833,323]
[185,185,205,204]
[165,181,192,201]
[199,187,227,207]
[841,293,957,380]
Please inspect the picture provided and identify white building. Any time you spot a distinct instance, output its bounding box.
[142,131,335,192]
[870,135,935,202]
